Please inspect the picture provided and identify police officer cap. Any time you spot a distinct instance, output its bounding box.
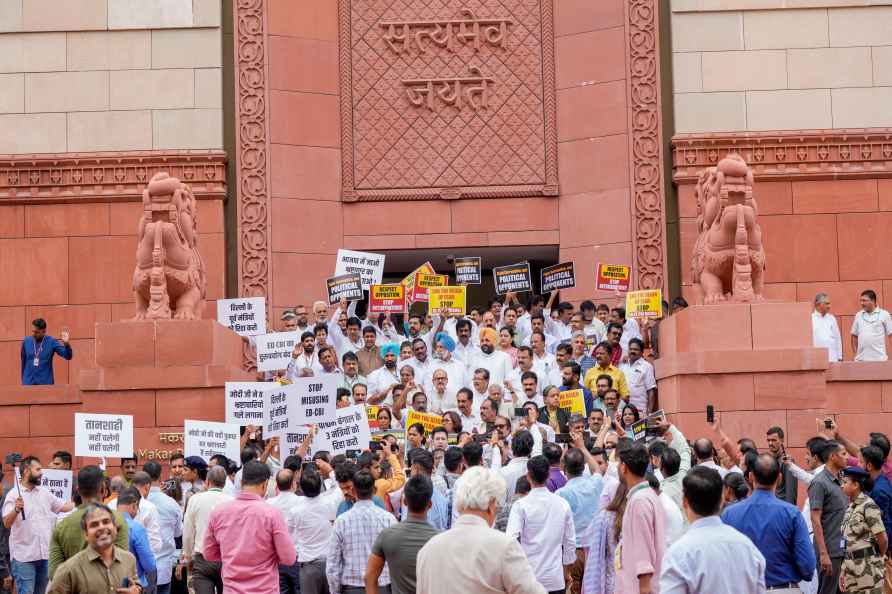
[842,466,870,480]
[185,455,208,470]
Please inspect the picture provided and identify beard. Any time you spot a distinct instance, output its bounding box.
[384,359,395,369]
[28,473,41,486]
[562,377,573,387]
[303,345,314,354]
[481,344,494,354]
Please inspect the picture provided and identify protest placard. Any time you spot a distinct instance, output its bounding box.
[429,285,466,315]
[411,273,448,302]
[225,382,267,426]
[368,284,405,314]
[372,429,405,441]
[558,389,586,416]
[366,405,380,429]
[596,263,631,292]
[453,256,482,285]
[335,249,385,290]
[216,297,266,336]
[279,427,313,458]
[75,413,134,458]
[400,261,436,291]
[264,376,337,438]
[493,262,532,295]
[541,262,576,293]
[254,331,301,372]
[626,289,663,318]
[184,420,241,462]
[327,273,364,304]
[315,405,372,455]
[406,409,444,434]
[40,469,73,501]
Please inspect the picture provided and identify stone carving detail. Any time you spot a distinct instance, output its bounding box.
[673,129,892,182]
[132,173,207,320]
[0,151,226,203]
[402,66,495,112]
[381,9,512,54]
[691,154,766,304]
[340,0,558,201]
[233,0,272,302]
[627,0,668,294]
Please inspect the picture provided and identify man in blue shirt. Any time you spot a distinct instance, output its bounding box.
[20,318,72,385]
[722,453,816,590]
[116,487,157,593]
[399,449,449,530]
[558,362,594,415]
[863,444,892,587]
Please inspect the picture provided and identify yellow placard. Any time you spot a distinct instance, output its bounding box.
[411,273,448,302]
[400,261,436,288]
[429,286,467,315]
[559,389,586,416]
[625,289,663,318]
[406,409,443,434]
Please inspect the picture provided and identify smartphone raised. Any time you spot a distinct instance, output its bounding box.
[706,404,714,424]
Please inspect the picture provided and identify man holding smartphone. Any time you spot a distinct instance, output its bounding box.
[766,427,798,506]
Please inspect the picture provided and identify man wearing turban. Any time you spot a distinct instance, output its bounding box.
[367,343,401,406]
[469,326,513,390]
[425,332,468,411]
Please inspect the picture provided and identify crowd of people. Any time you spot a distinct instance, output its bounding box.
[4,287,892,594]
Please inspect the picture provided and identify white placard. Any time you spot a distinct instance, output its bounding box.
[279,428,313,459]
[314,404,372,455]
[75,413,134,458]
[255,331,301,372]
[335,249,385,290]
[217,297,267,336]
[264,376,338,438]
[41,469,73,501]
[225,382,268,426]
[184,420,241,463]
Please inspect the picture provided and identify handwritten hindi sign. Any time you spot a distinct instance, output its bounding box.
[75,413,134,458]
[541,262,576,293]
[454,256,482,285]
[626,289,663,319]
[335,249,385,290]
[597,263,631,292]
[279,428,313,459]
[216,297,266,336]
[429,286,466,315]
[559,389,586,416]
[369,284,405,315]
[493,262,532,295]
[255,331,301,372]
[315,405,372,455]
[184,420,241,462]
[411,273,448,303]
[40,469,73,501]
[225,382,267,426]
[327,273,364,304]
[406,409,444,434]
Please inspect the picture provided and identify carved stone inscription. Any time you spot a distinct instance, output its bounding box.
[339,0,558,201]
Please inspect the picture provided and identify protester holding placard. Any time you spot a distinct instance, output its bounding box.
[2,456,74,594]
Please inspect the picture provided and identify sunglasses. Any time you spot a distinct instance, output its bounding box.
[495,423,509,429]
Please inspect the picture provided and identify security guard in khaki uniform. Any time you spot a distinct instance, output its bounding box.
[841,466,888,593]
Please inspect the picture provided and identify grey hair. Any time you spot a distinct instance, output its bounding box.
[814,292,830,305]
[206,466,227,488]
[454,466,506,512]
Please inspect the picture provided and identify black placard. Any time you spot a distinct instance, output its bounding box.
[540,261,576,293]
[326,273,363,304]
[492,262,532,295]
[454,256,482,285]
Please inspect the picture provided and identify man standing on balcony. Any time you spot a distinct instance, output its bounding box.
[812,293,842,362]
[20,318,72,386]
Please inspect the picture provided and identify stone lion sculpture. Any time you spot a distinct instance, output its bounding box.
[691,153,766,304]
[132,172,207,320]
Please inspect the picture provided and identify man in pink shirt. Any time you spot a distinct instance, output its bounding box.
[1,456,74,594]
[203,461,296,594]
[616,443,665,594]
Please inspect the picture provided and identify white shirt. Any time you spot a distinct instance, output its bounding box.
[584,319,607,345]
[427,356,469,394]
[367,365,400,404]
[696,460,728,479]
[506,487,576,591]
[812,311,843,362]
[267,491,300,524]
[660,516,766,594]
[529,422,555,457]
[505,367,544,406]
[288,351,323,378]
[288,494,335,562]
[182,487,232,558]
[620,357,657,412]
[426,388,457,414]
[452,340,480,368]
[521,331,560,355]
[498,457,530,504]
[620,318,643,352]
[109,496,163,555]
[660,492,685,548]
[851,308,892,361]
[545,317,572,342]
[468,349,513,389]
[405,357,432,386]
[452,408,481,433]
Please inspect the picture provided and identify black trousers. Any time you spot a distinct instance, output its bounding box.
[279,559,300,594]
[192,553,224,594]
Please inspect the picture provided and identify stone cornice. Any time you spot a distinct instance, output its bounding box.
[672,129,892,184]
[0,150,227,203]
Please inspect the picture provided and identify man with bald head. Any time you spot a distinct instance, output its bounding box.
[722,453,815,592]
[268,469,300,594]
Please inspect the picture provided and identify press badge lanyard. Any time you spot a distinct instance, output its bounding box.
[33,337,44,367]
